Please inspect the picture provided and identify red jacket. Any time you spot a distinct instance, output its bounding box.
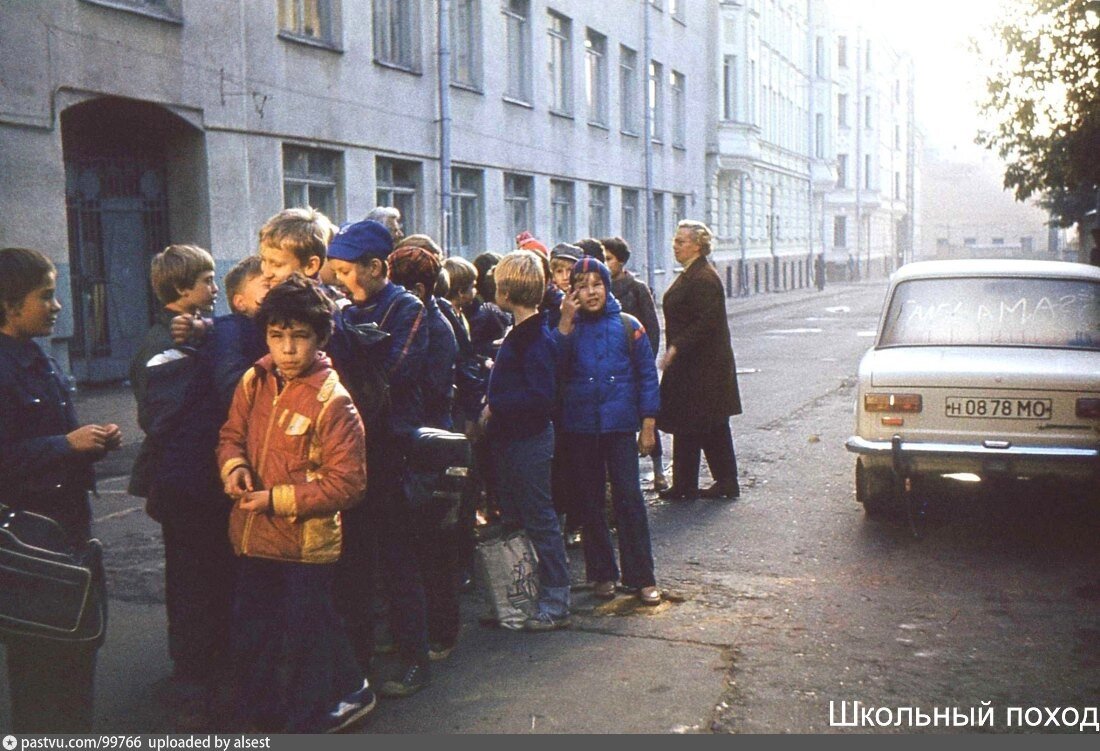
[217,353,366,563]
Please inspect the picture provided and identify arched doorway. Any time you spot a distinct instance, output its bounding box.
[61,96,205,383]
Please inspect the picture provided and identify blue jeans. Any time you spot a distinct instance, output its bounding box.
[570,432,657,589]
[233,558,361,732]
[492,425,570,618]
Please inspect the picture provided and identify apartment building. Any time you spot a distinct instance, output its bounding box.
[0,0,709,382]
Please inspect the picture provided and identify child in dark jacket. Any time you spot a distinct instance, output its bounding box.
[482,251,571,631]
[554,257,662,606]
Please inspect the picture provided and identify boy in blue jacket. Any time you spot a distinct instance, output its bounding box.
[481,251,571,631]
[553,257,662,606]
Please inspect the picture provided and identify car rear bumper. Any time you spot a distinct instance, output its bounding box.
[846,435,1100,479]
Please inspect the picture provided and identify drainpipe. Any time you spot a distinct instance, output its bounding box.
[439,0,453,254]
[643,0,656,290]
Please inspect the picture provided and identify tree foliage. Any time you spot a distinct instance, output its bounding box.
[975,0,1100,226]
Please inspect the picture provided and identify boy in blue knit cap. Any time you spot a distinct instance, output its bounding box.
[553,257,662,606]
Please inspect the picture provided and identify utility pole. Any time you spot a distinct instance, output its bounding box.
[439,0,453,255]
[642,0,656,290]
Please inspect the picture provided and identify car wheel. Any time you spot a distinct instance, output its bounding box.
[856,459,897,518]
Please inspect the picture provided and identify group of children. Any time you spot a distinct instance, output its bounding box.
[0,203,668,734]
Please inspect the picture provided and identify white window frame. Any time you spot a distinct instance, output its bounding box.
[503,0,532,102]
[649,60,664,143]
[450,168,483,258]
[278,0,335,44]
[283,144,342,222]
[375,157,421,234]
[837,153,848,188]
[373,0,421,71]
[504,173,534,239]
[547,10,573,116]
[585,28,608,126]
[621,188,639,249]
[551,179,575,245]
[837,93,848,128]
[451,0,482,89]
[619,45,639,135]
[670,69,686,148]
[588,183,610,238]
[723,54,738,121]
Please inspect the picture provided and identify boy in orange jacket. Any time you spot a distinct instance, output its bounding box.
[217,275,372,733]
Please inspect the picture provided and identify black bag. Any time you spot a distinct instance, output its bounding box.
[342,320,393,435]
[0,504,106,643]
[403,427,471,527]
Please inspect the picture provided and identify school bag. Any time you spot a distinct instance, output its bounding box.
[339,319,392,435]
[403,427,471,528]
[0,504,106,643]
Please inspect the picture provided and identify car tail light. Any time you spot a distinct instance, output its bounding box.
[864,393,922,413]
[1078,398,1100,419]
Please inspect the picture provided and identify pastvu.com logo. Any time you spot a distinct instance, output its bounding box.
[3,734,17,750]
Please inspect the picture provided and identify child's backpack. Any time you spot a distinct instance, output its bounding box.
[340,320,393,435]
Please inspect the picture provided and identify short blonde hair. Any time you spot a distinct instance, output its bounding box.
[443,256,477,295]
[495,251,545,308]
[677,220,714,256]
[258,207,335,267]
[150,244,215,305]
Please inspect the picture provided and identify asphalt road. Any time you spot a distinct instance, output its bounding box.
[3,279,1097,734]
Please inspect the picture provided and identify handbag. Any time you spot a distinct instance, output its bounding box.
[0,504,106,643]
[474,528,540,630]
[403,427,471,528]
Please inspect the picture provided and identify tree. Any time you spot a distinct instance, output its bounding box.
[975,0,1100,227]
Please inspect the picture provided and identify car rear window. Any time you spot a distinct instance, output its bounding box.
[879,276,1100,349]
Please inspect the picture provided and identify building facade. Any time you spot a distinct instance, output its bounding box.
[0,0,708,382]
[708,0,917,293]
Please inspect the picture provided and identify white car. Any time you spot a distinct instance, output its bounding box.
[846,259,1100,516]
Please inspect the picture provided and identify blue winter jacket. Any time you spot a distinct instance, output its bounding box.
[486,314,556,441]
[423,295,457,431]
[552,259,660,435]
[344,280,428,437]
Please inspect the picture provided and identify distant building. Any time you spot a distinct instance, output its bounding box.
[0,0,707,382]
[919,148,1064,263]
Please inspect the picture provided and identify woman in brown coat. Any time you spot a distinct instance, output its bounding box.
[657,220,742,500]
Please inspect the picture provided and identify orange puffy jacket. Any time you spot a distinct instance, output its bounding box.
[217,353,366,563]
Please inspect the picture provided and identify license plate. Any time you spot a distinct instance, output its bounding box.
[944,396,1053,419]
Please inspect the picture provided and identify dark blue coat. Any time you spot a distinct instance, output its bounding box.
[205,312,266,416]
[552,260,660,435]
[465,297,511,360]
[485,314,556,441]
[0,333,94,543]
[344,280,428,437]
[439,298,487,422]
[422,296,457,431]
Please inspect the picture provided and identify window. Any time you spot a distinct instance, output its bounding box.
[864,154,872,189]
[936,238,950,249]
[837,93,848,127]
[864,95,872,128]
[504,173,534,240]
[551,180,575,245]
[815,113,825,158]
[865,39,872,70]
[375,158,420,233]
[669,0,683,21]
[722,55,738,120]
[278,0,333,43]
[503,0,531,101]
[964,237,977,246]
[451,0,482,88]
[620,46,639,134]
[585,29,608,125]
[670,70,686,147]
[992,237,1005,245]
[894,172,901,200]
[649,60,663,142]
[283,145,341,221]
[588,184,609,238]
[1020,236,1034,253]
[895,124,901,150]
[815,35,825,77]
[373,0,420,71]
[895,78,901,103]
[837,35,848,68]
[547,11,573,115]
[621,188,639,249]
[450,168,483,257]
[833,215,847,247]
[672,194,687,227]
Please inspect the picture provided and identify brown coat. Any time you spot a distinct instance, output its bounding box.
[657,258,742,434]
[217,353,367,564]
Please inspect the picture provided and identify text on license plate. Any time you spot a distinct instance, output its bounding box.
[944,396,1053,419]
